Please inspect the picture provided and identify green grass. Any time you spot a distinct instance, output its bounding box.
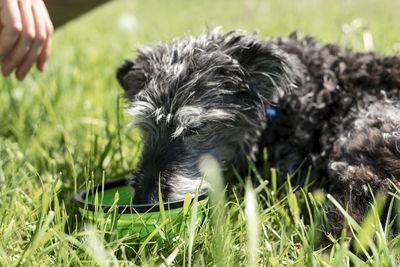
[1,0,400,265]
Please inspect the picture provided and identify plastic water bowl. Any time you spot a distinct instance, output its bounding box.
[74,178,208,238]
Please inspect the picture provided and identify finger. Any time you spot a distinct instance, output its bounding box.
[36,36,50,71]
[36,0,53,71]
[2,0,35,76]
[0,0,23,57]
[39,0,54,34]
[16,1,47,80]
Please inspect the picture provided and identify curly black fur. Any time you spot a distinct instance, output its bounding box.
[267,33,400,235]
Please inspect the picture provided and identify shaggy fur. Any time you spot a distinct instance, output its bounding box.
[117,29,400,236]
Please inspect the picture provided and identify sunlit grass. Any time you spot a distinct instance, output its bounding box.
[1,0,400,265]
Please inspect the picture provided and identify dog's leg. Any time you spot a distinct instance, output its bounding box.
[325,102,400,236]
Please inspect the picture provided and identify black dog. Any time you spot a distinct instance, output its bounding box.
[117,29,400,236]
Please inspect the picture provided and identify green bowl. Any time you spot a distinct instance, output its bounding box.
[74,178,208,238]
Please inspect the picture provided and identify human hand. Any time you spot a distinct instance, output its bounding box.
[0,0,53,81]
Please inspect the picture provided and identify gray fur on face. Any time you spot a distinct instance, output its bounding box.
[117,29,300,204]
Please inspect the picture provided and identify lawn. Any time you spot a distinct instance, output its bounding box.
[1,0,400,265]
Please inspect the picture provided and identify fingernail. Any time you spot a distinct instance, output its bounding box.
[16,71,26,81]
[40,62,47,71]
[2,67,11,76]
[2,63,14,75]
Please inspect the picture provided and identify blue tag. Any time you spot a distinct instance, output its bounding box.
[266,107,276,119]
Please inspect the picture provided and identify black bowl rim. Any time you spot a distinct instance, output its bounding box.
[74,178,208,213]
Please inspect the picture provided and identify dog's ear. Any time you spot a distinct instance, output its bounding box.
[116,59,148,99]
[229,38,302,103]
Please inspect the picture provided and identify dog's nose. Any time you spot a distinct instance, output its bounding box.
[133,187,159,205]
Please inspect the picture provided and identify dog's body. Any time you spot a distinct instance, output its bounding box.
[117,30,400,235]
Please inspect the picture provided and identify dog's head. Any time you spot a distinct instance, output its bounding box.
[117,30,301,204]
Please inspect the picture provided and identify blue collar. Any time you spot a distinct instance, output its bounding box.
[266,107,277,120]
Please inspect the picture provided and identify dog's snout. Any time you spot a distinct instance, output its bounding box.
[133,184,160,205]
[131,167,167,205]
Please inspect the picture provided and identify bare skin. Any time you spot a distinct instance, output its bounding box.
[0,0,109,81]
[0,0,53,80]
